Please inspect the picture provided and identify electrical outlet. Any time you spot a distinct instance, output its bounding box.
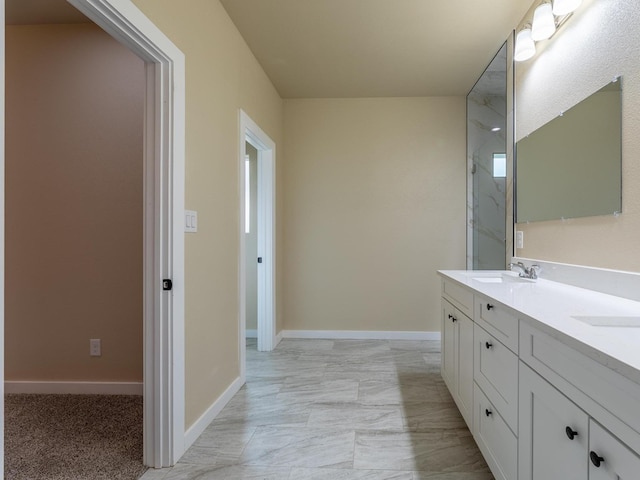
[516,230,524,249]
[90,339,101,357]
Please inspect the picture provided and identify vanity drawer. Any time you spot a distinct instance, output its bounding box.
[474,324,518,432]
[475,296,519,353]
[474,383,517,480]
[520,321,640,453]
[442,279,473,318]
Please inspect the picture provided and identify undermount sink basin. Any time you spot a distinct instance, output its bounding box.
[472,273,535,284]
[572,315,640,328]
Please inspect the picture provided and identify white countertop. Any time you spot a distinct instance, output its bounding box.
[438,270,640,385]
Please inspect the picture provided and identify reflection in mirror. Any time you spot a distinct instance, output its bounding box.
[468,42,507,270]
[516,79,622,223]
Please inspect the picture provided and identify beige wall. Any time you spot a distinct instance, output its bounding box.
[283,97,466,333]
[515,0,640,272]
[131,0,284,428]
[5,24,145,381]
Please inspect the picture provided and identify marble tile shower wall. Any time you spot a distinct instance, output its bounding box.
[467,93,507,270]
[142,339,493,480]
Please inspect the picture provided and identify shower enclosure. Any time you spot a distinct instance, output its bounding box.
[467,41,510,270]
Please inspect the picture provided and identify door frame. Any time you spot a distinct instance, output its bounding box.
[239,110,276,378]
[1,0,186,470]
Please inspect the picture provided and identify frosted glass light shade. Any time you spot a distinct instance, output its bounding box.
[532,3,556,41]
[553,0,582,16]
[514,28,536,62]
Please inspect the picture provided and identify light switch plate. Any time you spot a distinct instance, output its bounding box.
[516,230,524,249]
[185,210,198,233]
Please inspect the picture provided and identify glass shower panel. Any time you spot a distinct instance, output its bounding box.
[467,43,508,270]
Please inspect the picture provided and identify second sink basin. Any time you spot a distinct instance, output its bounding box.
[572,315,640,327]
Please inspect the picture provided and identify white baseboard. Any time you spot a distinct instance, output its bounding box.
[4,381,143,395]
[275,330,284,347]
[245,329,258,339]
[280,330,441,341]
[183,376,244,450]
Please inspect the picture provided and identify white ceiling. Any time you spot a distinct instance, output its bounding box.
[6,0,534,98]
[220,0,534,98]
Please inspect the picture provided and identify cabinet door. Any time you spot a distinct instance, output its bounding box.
[589,420,640,480]
[457,313,473,429]
[441,299,457,393]
[519,362,589,480]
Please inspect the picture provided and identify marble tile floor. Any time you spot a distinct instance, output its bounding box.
[140,338,493,480]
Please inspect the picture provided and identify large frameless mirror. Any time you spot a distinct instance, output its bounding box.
[516,79,622,223]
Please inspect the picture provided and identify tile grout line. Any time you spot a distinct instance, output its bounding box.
[166,339,489,479]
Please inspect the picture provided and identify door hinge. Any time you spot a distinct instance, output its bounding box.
[163,279,173,291]
[257,257,263,264]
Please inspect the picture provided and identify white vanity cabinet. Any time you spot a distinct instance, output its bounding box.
[519,320,640,480]
[441,282,474,429]
[519,361,640,480]
[441,279,519,478]
[438,269,640,480]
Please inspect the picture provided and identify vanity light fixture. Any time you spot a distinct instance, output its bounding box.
[552,0,582,16]
[514,26,536,62]
[515,0,584,61]
[531,3,556,41]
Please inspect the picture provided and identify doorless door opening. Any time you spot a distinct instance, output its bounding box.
[4,17,146,476]
[0,0,186,472]
[239,111,277,379]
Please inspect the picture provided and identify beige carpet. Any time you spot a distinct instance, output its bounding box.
[5,394,147,480]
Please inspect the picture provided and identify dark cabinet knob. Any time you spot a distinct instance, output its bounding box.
[565,427,578,440]
[590,451,604,468]
[485,409,492,417]
[486,304,494,311]
[451,316,457,322]
[485,341,493,349]
[448,314,453,319]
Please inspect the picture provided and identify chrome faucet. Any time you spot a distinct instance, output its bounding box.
[509,262,540,280]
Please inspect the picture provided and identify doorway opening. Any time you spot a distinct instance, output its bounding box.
[4,17,146,479]
[244,142,260,344]
[1,0,186,473]
[239,111,277,379]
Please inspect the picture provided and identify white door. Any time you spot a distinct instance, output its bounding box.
[441,299,457,392]
[457,313,474,428]
[518,362,589,480]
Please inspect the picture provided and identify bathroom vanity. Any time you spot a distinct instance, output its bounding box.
[439,263,640,480]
